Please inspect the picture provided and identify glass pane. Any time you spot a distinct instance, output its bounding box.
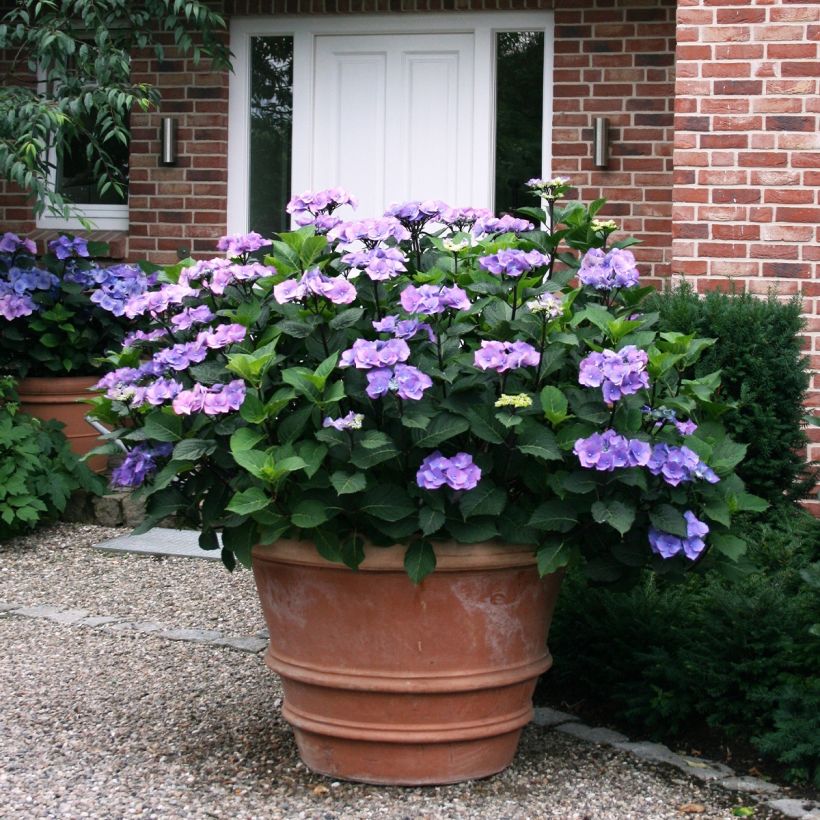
[250,36,294,237]
[494,32,544,216]
[56,119,129,205]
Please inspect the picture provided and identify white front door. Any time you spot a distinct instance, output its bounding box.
[228,13,554,232]
[311,34,476,217]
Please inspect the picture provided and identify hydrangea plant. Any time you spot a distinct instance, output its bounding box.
[0,232,152,376]
[89,184,765,582]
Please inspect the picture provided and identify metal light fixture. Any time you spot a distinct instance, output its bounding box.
[593,117,609,169]
[160,116,177,166]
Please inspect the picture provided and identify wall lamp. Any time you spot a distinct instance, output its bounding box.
[160,116,178,166]
[593,117,609,170]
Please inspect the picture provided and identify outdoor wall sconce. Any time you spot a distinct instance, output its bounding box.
[160,117,177,166]
[593,117,609,169]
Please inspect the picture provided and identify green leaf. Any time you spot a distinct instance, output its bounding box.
[350,435,399,468]
[296,441,327,479]
[710,439,747,473]
[528,500,577,533]
[340,535,365,570]
[419,506,445,536]
[447,517,498,543]
[230,427,265,453]
[711,532,747,561]
[649,504,688,538]
[314,529,343,563]
[540,386,569,425]
[730,491,768,514]
[458,483,507,520]
[291,499,330,529]
[516,421,561,461]
[591,500,635,535]
[220,546,237,572]
[404,540,436,585]
[359,485,415,521]
[143,413,182,442]
[703,499,732,527]
[330,471,367,495]
[536,539,571,576]
[172,438,215,461]
[199,529,220,550]
[329,307,365,330]
[222,519,257,568]
[226,487,270,516]
[411,414,470,449]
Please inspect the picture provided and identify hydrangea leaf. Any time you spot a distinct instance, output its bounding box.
[591,500,635,536]
[540,386,569,426]
[648,504,688,538]
[528,500,577,533]
[226,487,270,516]
[359,485,415,522]
[536,540,571,576]
[459,483,507,520]
[330,471,366,496]
[710,532,747,561]
[419,507,445,536]
[404,540,436,585]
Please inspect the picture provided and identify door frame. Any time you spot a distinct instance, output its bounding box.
[227,11,555,234]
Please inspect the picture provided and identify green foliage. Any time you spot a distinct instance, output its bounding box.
[652,284,815,505]
[0,0,230,220]
[539,508,820,785]
[0,377,105,539]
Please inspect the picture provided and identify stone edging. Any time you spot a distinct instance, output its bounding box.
[2,600,818,818]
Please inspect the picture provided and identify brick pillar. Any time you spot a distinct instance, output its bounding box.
[672,0,819,511]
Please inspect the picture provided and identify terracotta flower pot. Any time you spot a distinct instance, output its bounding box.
[252,539,562,785]
[16,375,106,473]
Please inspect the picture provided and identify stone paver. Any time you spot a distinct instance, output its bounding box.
[95,527,221,560]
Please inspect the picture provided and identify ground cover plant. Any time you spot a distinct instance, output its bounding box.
[87,183,764,583]
[0,377,104,539]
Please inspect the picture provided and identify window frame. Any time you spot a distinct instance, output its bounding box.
[227,11,554,234]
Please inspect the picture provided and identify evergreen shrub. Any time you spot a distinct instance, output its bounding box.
[652,284,814,505]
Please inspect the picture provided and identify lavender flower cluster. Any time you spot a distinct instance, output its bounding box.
[287,188,358,230]
[416,451,481,491]
[647,443,719,486]
[339,339,411,369]
[323,411,364,431]
[172,379,246,416]
[273,268,357,305]
[327,217,410,247]
[366,364,432,401]
[573,429,651,471]
[399,284,470,315]
[0,233,56,319]
[578,346,649,403]
[342,246,408,281]
[216,231,270,258]
[372,315,436,343]
[111,443,173,488]
[474,340,540,373]
[649,511,709,561]
[178,258,276,295]
[578,247,640,291]
[478,249,550,278]
[87,264,152,316]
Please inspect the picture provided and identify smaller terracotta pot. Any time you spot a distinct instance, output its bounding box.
[17,375,106,473]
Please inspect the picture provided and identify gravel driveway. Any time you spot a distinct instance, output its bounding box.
[0,524,803,819]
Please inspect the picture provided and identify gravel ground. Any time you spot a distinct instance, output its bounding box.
[0,524,792,819]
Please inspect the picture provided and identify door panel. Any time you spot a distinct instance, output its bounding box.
[313,34,475,218]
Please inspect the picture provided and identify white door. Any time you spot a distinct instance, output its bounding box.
[311,34,477,217]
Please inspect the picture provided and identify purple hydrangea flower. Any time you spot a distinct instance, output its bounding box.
[472,215,534,237]
[171,380,245,416]
[649,511,709,561]
[474,340,539,373]
[323,411,364,431]
[578,247,640,291]
[578,346,649,403]
[339,339,411,370]
[87,264,150,317]
[440,207,493,230]
[143,378,183,406]
[197,323,247,349]
[124,283,198,319]
[366,364,433,401]
[328,217,411,247]
[111,443,173,488]
[209,262,277,295]
[0,232,36,255]
[675,419,698,436]
[171,305,215,331]
[0,293,37,319]
[478,249,550,278]
[384,199,448,228]
[123,329,169,347]
[399,284,471,315]
[372,315,436,343]
[153,340,209,371]
[416,451,481,491]
[342,246,407,281]
[49,235,89,260]
[573,430,652,472]
[287,188,358,226]
[274,268,356,305]
[216,232,270,258]
[647,444,720,487]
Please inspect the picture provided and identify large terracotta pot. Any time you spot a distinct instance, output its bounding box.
[251,539,562,785]
[17,375,106,473]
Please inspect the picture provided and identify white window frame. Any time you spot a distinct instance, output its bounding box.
[35,71,129,231]
[227,11,554,234]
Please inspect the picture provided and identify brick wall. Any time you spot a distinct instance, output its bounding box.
[672,0,819,512]
[1,0,678,278]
